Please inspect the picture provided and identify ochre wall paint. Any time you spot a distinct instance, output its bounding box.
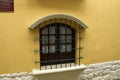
[0,0,120,73]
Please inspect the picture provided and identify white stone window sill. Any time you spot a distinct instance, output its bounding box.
[32,64,86,75]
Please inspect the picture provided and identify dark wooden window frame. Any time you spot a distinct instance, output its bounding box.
[40,23,75,66]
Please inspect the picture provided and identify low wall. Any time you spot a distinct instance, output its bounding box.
[0,60,120,80]
[0,72,34,80]
[78,60,120,80]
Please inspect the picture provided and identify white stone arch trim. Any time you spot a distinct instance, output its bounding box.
[29,14,88,29]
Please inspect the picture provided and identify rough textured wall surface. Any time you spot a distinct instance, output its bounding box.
[0,72,34,80]
[0,60,120,80]
[78,60,120,80]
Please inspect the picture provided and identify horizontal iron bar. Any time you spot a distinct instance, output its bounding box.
[80,56,84,59]
[76,57,84,59]
[41,34,72,36]
[35,57,84,64]
[35,61,40,63]
[34,38,39,41]
[41,58,75,63]
[39,38,83,41]
[34,50,39,52]
[34,47,84,52]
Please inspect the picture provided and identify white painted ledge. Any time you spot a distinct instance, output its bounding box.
[32,64,86,75]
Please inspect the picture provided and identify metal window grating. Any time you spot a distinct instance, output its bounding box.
[34,18,85,70]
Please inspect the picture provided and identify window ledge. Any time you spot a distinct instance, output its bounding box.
[32,64,86,75]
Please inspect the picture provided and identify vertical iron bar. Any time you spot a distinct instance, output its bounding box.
[39,25,41,70]
[44,21,47,70]
[70,20,72,67]
[60,18,62,68]
[65,18,67,67]
[55,18,57,69]
[79,24,81,65]
[56,22,60,68]
[49,19,52,69]
[74,21,77,66]
[40,21,48,70]
[65,19,68,67]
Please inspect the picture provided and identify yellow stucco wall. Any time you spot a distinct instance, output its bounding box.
[0,0,120,74]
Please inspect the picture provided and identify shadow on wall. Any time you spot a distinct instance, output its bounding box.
[28,0,86,11]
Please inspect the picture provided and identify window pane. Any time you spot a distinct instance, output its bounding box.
[42,28,48,34]
[49,27,55,34]
[60,27,65,34]
[49,36,55,44]
[67,36,72,43]
[60,45,65,52]
[42,36,48,44]
[42,46,48,53]
[60,36,65,43]
[67,44,72,52]
[67,28,72,34]
[49,45,56,53]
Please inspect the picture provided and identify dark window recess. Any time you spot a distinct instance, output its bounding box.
[40,23,75,66]
[0,0,14,12]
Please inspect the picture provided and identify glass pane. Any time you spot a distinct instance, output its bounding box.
[49,36,55,44]
[60,36,65,43]
[42,36,48,44]
[49,45,56,53]
[60,27,65,34]
[60,45,65,52]
[67,44,72,52]
[42,46,48,53]
[67,36,72,43]
[67,28,72,34]
[42,28,48,34]
[49,27,55,34]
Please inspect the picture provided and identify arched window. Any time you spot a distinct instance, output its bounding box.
[29,14,88,70]
[40,23,75,66]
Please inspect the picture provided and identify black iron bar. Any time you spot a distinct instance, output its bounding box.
[41,58,76,63]
[74,21,77,66]
[35,61,40,63]
[35,47,84,53]
[49,19,52,69]
[44,21,47,70]
[56,23,60,69]
[55,18,57,69]
[70,20,72,67]
[60,18,62,68]
[39,38,83,41]
[39,25,41,70]
[35,57,81,64]
[65,18,67,67]
[64,18,68,67]
[79,24,81,65]
[34,50,39,52]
